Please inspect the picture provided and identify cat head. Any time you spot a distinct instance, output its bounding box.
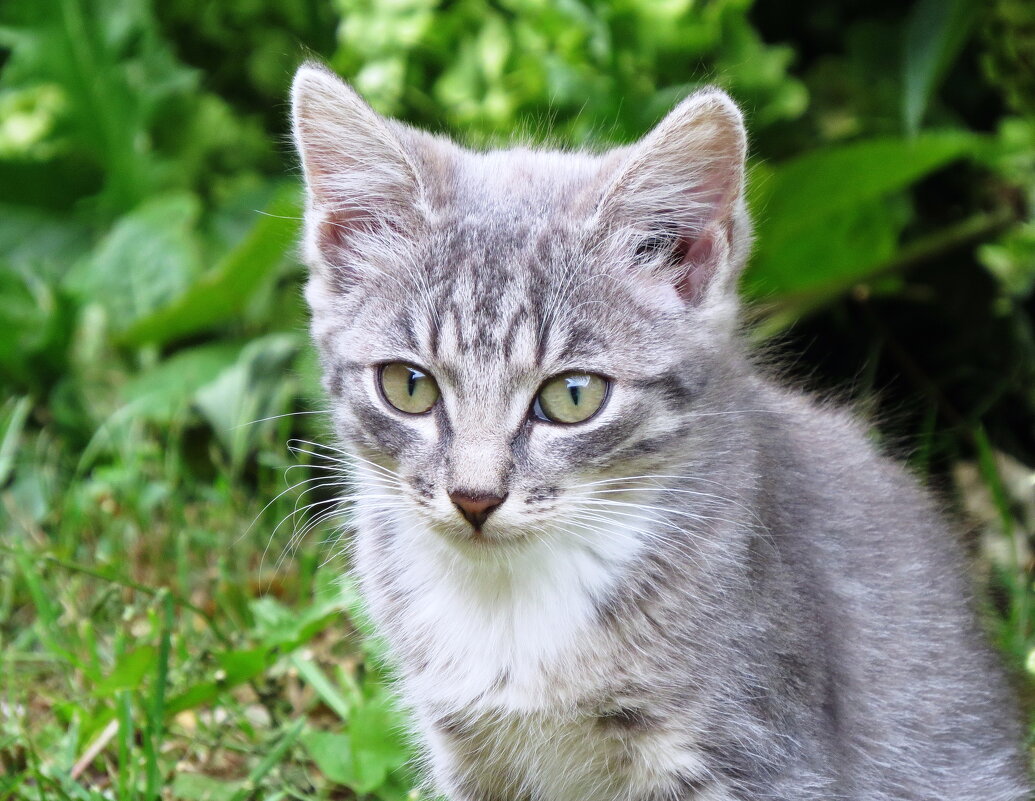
[291,63,750,552]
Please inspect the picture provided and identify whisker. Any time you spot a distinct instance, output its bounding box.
[232,409,331,429]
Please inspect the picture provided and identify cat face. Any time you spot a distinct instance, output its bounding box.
[291,64,749,552]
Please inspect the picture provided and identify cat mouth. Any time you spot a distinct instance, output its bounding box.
[436,520,532,550]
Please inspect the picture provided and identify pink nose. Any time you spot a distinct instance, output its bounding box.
[449,491,507,529]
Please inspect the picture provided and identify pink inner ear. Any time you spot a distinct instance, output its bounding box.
[317,211,359,271]
[316,203,413,277]
[673,229,720,304]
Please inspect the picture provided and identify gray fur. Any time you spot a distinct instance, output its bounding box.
[290,63,1030,800]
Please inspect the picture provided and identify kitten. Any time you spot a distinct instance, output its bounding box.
[290,63,1029,801]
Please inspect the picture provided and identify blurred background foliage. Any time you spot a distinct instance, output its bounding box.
[1,0,1033,797]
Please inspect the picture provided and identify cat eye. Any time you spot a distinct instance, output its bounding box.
[532,372,609,424]
[378,362,440,415]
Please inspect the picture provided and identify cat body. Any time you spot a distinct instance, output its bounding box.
[290,63,1029,800]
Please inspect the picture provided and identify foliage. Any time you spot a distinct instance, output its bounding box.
[0,0,1033,797]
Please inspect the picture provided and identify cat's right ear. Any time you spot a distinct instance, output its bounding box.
[291,64,424,273]
[595,88,749,308]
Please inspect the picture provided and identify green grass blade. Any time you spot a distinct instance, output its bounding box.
[228,718,305,801]
[143,591,174,800]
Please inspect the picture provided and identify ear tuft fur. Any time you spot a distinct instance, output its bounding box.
[598,87,750,306]
[291,63,424,274]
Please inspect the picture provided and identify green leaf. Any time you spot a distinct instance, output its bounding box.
[0,0,198,212]
[0,395,32,486]
[290,654,354,722]
[63,192,203,332]
[171,773,245,801]
[301,696,412,797]
[302,730,364,788]
[93,645,157,696]
[745,132,977,300]
[165,648,272,718]
[0,261,75,389]
[978,222,1035,298]
[248,589,346,651]
[120,341,245,424]
[216,647,269,684]
[750,197,902,298]
[193,333,302,472]
[902,0,978,135]
[119,184,301,347]
[347,689,413,776]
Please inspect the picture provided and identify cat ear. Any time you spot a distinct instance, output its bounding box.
[291,63,424,272]
[598,88,748,305]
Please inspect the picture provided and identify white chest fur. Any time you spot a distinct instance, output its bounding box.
[353,512,727,800]
[356,512,643,708]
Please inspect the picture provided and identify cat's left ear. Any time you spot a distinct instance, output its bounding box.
[597,88,749,305]
[290,63,427,275]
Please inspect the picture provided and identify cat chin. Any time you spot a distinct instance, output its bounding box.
[427,520,539,555]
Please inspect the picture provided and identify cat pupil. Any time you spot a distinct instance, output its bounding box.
[407,370,418,396]
[568,384,581,405]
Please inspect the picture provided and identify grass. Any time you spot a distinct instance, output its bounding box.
[0,405,421,800]
[1,382,1033,799]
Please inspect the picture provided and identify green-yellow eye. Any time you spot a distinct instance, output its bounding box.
[378,363,440,414]
[533,372,609,424]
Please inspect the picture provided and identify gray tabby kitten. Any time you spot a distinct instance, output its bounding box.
[289,63,1029,801]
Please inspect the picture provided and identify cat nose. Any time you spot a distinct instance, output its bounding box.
[449,490,507,529]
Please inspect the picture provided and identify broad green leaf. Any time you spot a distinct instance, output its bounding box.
[301,702,411,796]
[0,0,197,212]
[93,646,157,696]
[249,589,347,651]
[193,333,302,472]
[902,0,977,135]
[0,202,88,277]
[302,730,365,788]
[119,184,301,346]
[749,197,901,298]
[165,648,272,717]
[63,192,203,332]
[347,689,413,776]
[745,132,977,300]
[216,648,269,684]
[120,341,244,424]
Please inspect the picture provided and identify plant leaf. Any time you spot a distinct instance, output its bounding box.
[118,184,301,347]
[63,192,203,332]
[93,646,157,696]
[745,132,977,300]
[171,773,245,801]
[193,333,302,472]
[902,0,978,135]
[120,342,244,424]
